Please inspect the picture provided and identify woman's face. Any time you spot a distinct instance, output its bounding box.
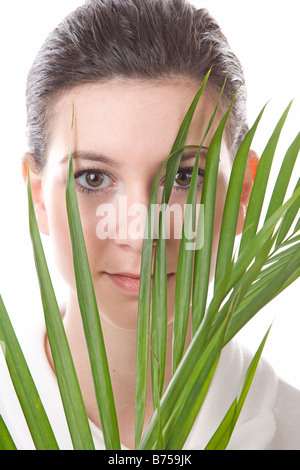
[30,81,240,330]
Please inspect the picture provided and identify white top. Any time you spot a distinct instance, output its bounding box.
[1,317,300,450]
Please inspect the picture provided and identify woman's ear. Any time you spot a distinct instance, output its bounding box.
[236,149,259,235]
[22,153,50,235]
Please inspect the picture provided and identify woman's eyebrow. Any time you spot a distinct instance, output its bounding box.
[58,147,207,168]
[155,147,208,169]
[180,147,208,162]
[150,147,207,172]
[59,151,121,167]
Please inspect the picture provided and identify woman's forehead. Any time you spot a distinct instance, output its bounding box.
[46,81,224,165]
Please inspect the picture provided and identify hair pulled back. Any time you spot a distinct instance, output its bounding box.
[26,0,248,170]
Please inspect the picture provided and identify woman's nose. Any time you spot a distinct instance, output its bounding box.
[114,188,155,253]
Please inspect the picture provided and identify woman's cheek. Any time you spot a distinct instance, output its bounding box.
[48,208,76,289]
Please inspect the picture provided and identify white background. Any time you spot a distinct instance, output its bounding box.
[0,0,299,388]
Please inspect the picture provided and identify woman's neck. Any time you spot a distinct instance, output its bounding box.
[48,288,177,449]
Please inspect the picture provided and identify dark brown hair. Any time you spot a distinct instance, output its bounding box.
[26,0,248,171]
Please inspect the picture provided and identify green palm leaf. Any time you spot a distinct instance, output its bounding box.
[172,75,227,372]
[135,69,212,447]
[238,101,293,255]
[214,104,267,291]
[0,415,17,450]
[66,149,120,450]
[191,93,236,336]
[275,177,300,248]
[0,79,298,451]
[205,326,271,450]
[265,132,300,222]
[139,98,299,450]
[0,296,59,450]
[27,167,95,450]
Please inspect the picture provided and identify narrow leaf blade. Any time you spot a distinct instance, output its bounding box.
[239,101,293,255]
[28,168,95,450]
[135,70,211,447]
[0,296,59,450]
[265,131,300,222]
[214,104,266,290]
[66,153,120,450]
[275,177,300,248]
[192,96,235,333]
[0,416,17,450]
[205,326,271,449]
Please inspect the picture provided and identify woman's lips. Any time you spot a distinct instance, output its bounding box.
[106,272,175,294]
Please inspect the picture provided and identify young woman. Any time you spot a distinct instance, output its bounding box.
[0,0,299,450]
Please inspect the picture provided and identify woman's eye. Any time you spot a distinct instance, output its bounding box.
[75,170,111,192]
[173,168,204,190]
[174,171,192,188]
